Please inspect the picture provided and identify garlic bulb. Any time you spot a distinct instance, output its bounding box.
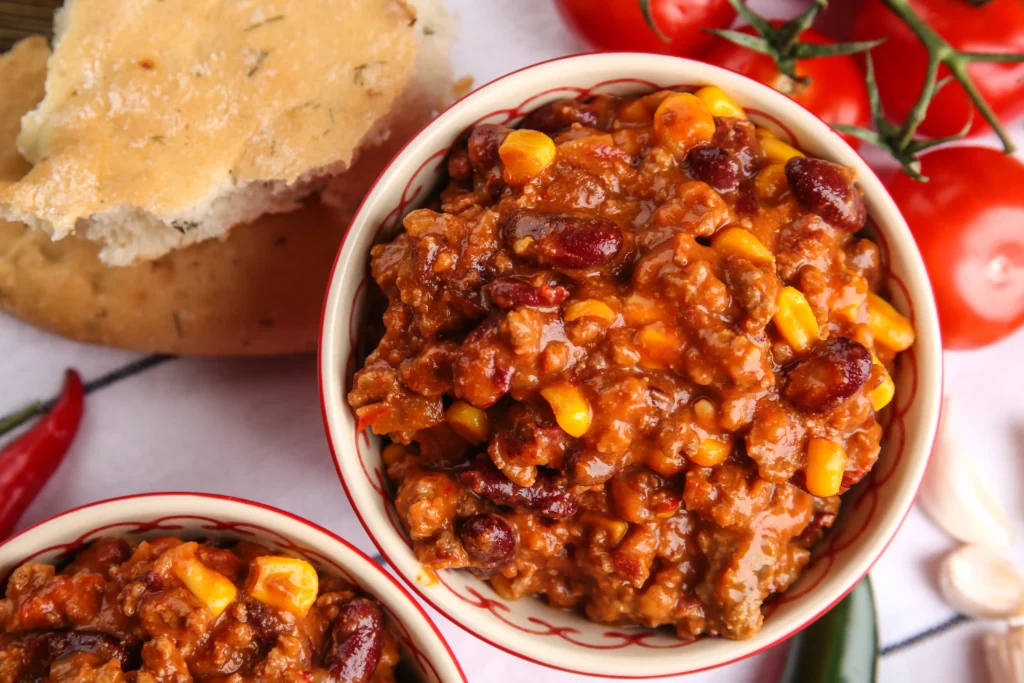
[939,545,1024,619]
[986,624,1024,683]
[917,397,1014,547]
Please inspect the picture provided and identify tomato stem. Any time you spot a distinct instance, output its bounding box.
[706,0,883,87]
[637,0,669,43]
[880,0,1022,154]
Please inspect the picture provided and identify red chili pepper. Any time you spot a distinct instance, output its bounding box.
[0,370,84,539]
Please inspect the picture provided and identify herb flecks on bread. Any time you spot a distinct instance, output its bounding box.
[0,0,424,266]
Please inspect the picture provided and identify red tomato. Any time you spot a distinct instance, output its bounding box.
[887,147,1024,350]
[853,0,1024,139]
[702,25,871,150]
[554,0,736,58]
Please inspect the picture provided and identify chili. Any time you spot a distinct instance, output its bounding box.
[0,370,84,539]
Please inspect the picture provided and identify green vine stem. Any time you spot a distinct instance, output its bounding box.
[704,0,883,87]
[638,0,669,42]
[881,0,1023,153]
[0,401,42,439]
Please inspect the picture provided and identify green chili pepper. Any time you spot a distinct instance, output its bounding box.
[780,577,879,683]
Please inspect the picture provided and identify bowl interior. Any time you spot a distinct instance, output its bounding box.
[320,53,942,678]
[0,495,464,683]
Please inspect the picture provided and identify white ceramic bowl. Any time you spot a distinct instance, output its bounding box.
[0,493,466,683]
[319,53,943,678]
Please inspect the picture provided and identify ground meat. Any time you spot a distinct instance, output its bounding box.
[0,539,404,682]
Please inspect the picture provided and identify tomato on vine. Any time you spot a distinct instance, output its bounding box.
[854,0,1024,140]
[553,0,736,58]
[886,147,1024,350]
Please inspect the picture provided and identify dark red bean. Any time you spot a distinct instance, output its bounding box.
[685,147,741,193]
[143,570,164,592]
[324,598,384,683]
[734,187,759,217]
[783,337,873,412]
[785,157,867,232]
[711,118,763,177]
[18,630,133,678]
[520,99,601,133]
[453,317,513,409]
[461,459,577,518]
[467,124,511,177]
[501,210,623,269]
[447,145,472,183]
[459,514,517,567]
[485,276,570,309]
[246,599,291,650]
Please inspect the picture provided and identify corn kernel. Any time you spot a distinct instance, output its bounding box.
[446,400,491,443]
[579,512,629,545]
[694,86,747,120]
[805,438,847,497]
[499,129,556,185]
[246,556,319,617]
[761,137,805,165]
[866,293,915,352]
[692,398,717,430]
[540,381,592,438]
[755,126,778,141]
[564,299,617,325]
[173,556,237,618]
[711,227,774,265]
[636,323,683,368]
[774,286,820,353]
[653,92,715,157]
[754,163,789,203]
[691,438,732,467]
[382,443,408,466]
[869,353,895,411]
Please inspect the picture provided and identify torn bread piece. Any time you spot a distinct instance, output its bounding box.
[0,0,422,266]
[0,16,452,356]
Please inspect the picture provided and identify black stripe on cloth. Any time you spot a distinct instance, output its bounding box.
[0,354,176,437]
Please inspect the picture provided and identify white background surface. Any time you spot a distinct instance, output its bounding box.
[2,1,1022,681]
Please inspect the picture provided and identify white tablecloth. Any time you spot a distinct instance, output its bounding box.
[2,1,1022,680]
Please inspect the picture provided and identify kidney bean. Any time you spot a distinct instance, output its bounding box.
[685,147,741,193]
[711,118,763,177]
[453,317,513,409]
[485,276,570,309]
[459,514,517,567]
[143,570,164,592]
[324,598,385,683]
[461,459,577,518]
[785,157,867,232]
[447,145,472,183]
[467,124,511,176]
[519,99,602,133]
[783,337,873,412]
[18,630,133,678]
[501,210,623,269]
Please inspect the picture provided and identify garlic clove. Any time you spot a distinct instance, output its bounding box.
[917,396,1014,547]
[986,624,1024,683]
[939,545,1024,620]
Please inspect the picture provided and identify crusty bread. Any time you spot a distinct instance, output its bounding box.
[0,0,426,266]
[0,14,452,355]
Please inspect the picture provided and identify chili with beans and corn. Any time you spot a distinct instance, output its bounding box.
[0,537,407,681]
[348,86,914,640]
